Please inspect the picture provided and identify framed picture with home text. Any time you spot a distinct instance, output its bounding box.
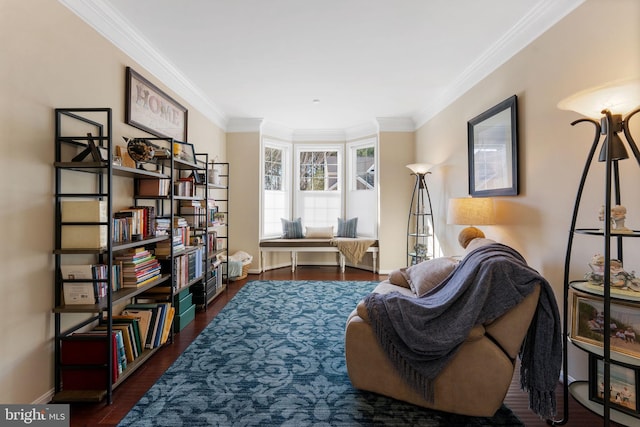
[125,66,188,141]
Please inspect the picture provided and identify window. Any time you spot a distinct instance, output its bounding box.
[295,145,343,228]
[346,138,378,237]
[261,140,291,238]
[261,139,377,239]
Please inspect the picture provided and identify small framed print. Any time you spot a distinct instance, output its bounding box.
[571,291,640,359]
[590,354,638,415]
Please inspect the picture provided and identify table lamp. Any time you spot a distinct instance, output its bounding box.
[447,197,496,248]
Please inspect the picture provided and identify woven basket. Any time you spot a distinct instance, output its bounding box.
[229,263,250,281]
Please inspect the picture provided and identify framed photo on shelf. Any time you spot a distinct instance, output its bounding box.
[176,142,196,165]
[571,291,640,359]
[467,95,518,197]
[125,66,188,141]
[589,354,639,415]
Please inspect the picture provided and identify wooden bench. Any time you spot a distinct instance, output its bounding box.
[259,238,379,273]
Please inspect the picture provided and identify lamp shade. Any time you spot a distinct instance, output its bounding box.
[406,163,433,174]
[447,197,495,225]
[557,78,640,118]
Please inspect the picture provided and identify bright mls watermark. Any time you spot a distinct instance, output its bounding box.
[0,405,69,426]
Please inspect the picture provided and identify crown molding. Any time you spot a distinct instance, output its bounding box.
[58,0,228,131]
[260,121,294,141]
[376,117,415,132]
[412,0,585,128]
[292,129,347,142]
[226,118,263,133]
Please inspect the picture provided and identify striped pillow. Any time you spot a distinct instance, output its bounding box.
[337,217,358,238]
[281,217,304,239]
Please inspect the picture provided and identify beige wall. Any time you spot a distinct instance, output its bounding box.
[226,132,261,269]
[378,131,415,271]
[415,0,640,381]
[0,0,225,403]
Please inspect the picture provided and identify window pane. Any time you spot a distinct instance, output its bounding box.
[299,150,338,191]
[265,147,283,191]
[356,147,375,190]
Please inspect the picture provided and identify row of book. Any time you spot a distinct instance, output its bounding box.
[113,205,156,242]
[60,303,174,390]
[179,199,218,228]
[175,246,205,289]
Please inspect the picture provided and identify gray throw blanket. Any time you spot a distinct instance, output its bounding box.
[364,243,561,419]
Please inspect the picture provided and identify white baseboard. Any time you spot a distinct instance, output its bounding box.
[34,388,54,404]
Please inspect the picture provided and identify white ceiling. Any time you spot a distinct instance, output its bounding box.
[61,0,584,132]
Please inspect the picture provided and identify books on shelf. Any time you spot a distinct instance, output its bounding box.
[115,247,161,287]
[137,179,170,197]
[174,177,195,197]
[123,302,174,349]
[113,206,156,242]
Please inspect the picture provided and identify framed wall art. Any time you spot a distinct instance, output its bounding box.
[589,354,638,415]
[125,66,188,142]
[571,291,640,359]
[467,95,518,197]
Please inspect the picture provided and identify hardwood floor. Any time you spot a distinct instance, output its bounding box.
[68,266,611,426]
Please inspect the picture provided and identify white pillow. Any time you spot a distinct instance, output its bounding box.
[305,226,334,238]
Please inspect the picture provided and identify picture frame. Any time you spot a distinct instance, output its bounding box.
[571,292,640,359]
[589,354,638,415]
[467,95,518,197]
[125,66,188,141]
[176,142,196,165]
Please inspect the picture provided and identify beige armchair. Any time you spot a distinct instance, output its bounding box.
[345,280,540,417]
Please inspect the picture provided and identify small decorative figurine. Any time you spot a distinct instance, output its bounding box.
[598,205,632,233]
[585,254,640,291]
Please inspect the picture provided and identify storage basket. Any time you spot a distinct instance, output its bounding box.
[223,251,252,281]
[229,262,250,281]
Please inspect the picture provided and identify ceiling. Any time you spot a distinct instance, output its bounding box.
[61,0,584,132]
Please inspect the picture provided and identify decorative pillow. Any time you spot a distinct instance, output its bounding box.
[281,218,304,239]
[401,257,458,297]
[388,268,411,289]
[305,226,334,238]
[337,217,358,238]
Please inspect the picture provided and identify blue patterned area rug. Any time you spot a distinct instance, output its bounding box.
[117,280,523,426]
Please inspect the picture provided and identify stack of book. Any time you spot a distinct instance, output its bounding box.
[116,248,161,287]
